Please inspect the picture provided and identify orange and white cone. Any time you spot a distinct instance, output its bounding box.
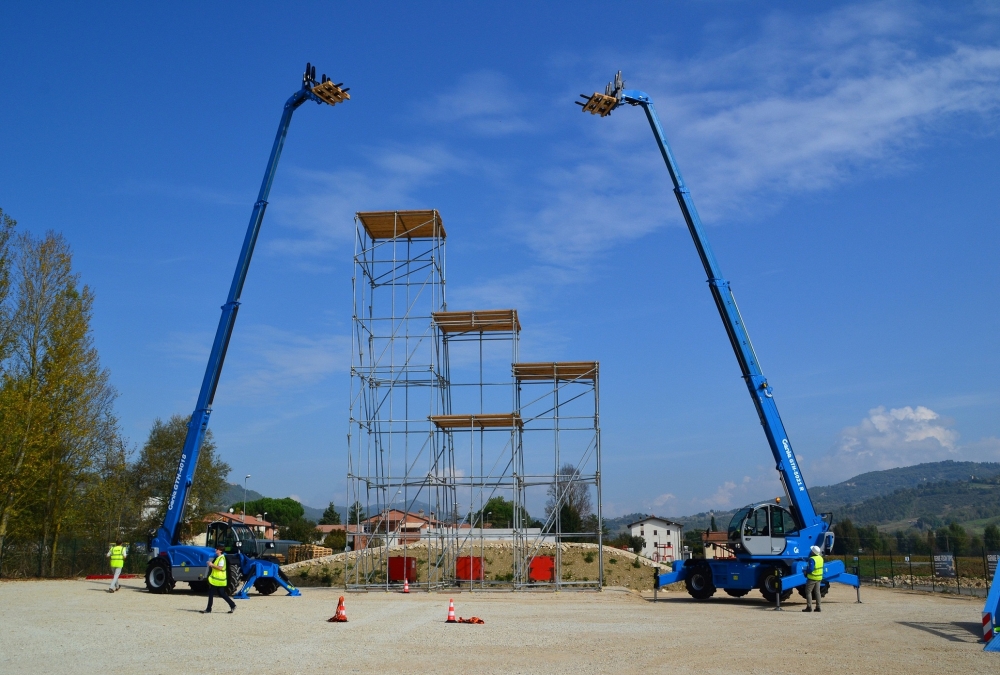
[328,596,348,622]
[446,598,457,623]
[403,578,410,594]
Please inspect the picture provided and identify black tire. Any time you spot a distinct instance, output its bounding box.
[189,580,209,593]
[254,578,279,595]
[226,563,243,596]
[724,588,750,598]
[758,566,793,603]
[684,564,716,600]
[796,581,830,599]
[145,558,174,594]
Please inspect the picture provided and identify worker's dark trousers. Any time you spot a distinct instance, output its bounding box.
[206,584,236,612]
[804,580,821,610]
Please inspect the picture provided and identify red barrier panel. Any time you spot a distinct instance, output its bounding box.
[456,556,484,581]
[388,557,417,582]
[529,555,555,582]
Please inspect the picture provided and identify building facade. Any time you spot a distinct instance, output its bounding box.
[628,516,683,563]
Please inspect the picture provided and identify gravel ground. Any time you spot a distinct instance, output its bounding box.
[0,579,992,674]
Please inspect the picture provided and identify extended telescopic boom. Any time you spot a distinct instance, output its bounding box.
[152,65,349,552]
[577,73,819,530]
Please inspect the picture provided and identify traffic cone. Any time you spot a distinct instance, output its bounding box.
[403,578,410,594]
[446,598,456,623]
[328,596,348,622]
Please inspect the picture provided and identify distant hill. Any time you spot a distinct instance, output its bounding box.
[808,461,1000,512]
[667,461,1000,534]
[604,512,650,537]
[835,476,1000,530]
[220,483,331,522]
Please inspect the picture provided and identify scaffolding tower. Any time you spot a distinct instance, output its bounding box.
[346,209,601,590]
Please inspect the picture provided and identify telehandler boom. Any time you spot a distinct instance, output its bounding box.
[578,73,859,602]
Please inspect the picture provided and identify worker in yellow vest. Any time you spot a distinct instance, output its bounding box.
[202,545,237,614]
[106,539,127,593]
[803,545,824,612]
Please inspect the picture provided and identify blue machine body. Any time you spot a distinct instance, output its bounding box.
[984,562,1000,651]
[145,65,347,598]
[580,78,858,600]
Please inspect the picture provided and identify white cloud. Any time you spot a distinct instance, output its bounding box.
[266,145,467,259]
[812,405,961,481]
[425,71,534,136]
[215,325,351,404]
[539,3,1000,262]
[652,493,675,508]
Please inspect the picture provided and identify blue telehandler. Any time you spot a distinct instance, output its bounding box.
[577,73,860,603]
[144,64,349,599]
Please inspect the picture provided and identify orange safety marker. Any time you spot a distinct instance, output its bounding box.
[446,598,457,623]
[328,596,348,622]
[457,616,485,624]
[403,578,410,594]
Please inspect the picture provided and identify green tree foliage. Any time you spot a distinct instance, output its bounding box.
[832,519,861,554]
[319,502,341,525]
[0,214,128,576]
[282,517,317,543]
[683,529,705,557]
[348,501,366,525]
[323,529,346,551]
[134,415,230,537]
[609,532,645,553]
[985,524,1000,551]
[710,515,717,532]
[475,496,529,529]
[937,522,969,555]
[235,497,303,525]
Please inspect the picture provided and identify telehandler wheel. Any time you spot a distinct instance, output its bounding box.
[226,565,244,596]
[724,588,750,597]
[254,578,279,595]
[145,557,174,594]
[684,564,716,600]
[759,566,793,604]
[796,581,830,599]
[189,580,209,594]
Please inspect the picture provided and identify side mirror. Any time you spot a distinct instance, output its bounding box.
[266,542,276,549]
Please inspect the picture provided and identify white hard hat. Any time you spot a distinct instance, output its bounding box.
[810,545,822,556]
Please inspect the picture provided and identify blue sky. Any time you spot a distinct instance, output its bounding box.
[2,1,998,517]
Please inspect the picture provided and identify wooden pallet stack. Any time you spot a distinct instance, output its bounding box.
[287,544,333,564]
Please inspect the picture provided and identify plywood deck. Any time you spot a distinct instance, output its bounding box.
[356,210,445,240]
[432,310,520,334]
[513,362,598,382]
[429,413,523,429]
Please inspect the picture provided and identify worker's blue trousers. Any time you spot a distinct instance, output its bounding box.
[206,585,236,612]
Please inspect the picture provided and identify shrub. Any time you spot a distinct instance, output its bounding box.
[583,551,595,563]
[608,557,617,565]
[632,556,641,568]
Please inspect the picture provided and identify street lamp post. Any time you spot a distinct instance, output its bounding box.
[243,474,251,523]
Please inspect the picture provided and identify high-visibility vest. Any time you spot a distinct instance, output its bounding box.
[209,554,228,586]
[807,554,824,581]
[109,545,125,569]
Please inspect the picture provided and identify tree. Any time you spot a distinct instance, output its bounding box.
[544,463,593,533]
[832,519,860,555]
[474,495,529,529]
[323,529,347,551]
[938,522,968,556]
[319,502,341,525]
[0,225,124,574]
[985,524,1000,551]
[133,415,230,538]
[282,517,317,543]
[237,497,303,525]
[710,515,717,532]
[348,501,366,525]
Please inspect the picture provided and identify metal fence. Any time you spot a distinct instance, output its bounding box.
[838,543,996,599]
[0,538,147,579]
